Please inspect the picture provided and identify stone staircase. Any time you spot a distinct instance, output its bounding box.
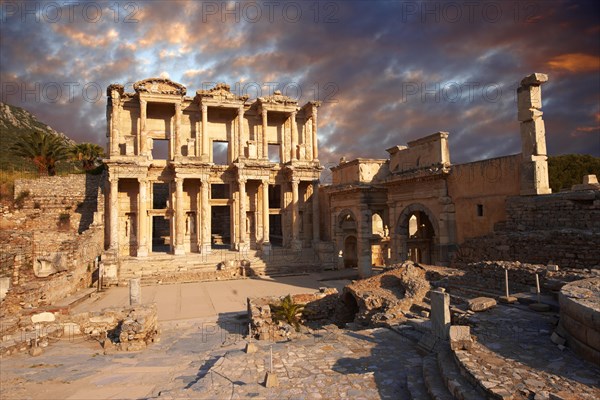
[116,247,323,285]
[402,332,485,400]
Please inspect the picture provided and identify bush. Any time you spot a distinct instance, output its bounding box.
[270,294,305,332]
[14,190,30,209]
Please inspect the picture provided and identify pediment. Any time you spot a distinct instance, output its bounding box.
[133,78,186,96]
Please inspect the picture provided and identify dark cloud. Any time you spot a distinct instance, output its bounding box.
[1,0,598,165]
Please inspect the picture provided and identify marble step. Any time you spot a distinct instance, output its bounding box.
[423,354,454,400]
[437,348,485,400]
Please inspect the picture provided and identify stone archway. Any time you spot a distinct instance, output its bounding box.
[396,203,439,264]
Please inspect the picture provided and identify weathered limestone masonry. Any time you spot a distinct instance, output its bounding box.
[558,278,600,366]
[2,173,104,322]
[456,185,600,268]
[323,73,551,277]
[104,79,322,281]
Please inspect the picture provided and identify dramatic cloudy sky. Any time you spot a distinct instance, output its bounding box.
[1,0,599,167]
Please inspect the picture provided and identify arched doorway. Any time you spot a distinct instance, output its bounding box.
[396,204,439,265]
[343,235,358,268]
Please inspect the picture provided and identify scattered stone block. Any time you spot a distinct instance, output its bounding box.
[449,325,473,350]
[467,297,497,312]
[31,312,55,324]
[550,391,584,400]
[0,277,10,300]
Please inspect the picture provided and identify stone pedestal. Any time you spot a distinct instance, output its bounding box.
[430,288,450,340]
[357,255,372,278]
[129,278,141,306]
[262,242,272,255]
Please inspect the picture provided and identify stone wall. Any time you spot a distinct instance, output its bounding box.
[13,173,104,234]
[455,189,600,269]
[558,278,600,366]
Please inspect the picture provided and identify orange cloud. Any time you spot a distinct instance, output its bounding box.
[547,53,600,73]
[53,25,118,48]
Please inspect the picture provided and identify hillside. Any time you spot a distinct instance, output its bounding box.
[0,102,75,170]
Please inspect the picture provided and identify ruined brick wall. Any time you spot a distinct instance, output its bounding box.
[13,173,105,233]
[455,190,600,269]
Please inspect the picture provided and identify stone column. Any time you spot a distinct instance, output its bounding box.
[357,207,372,278]
[239,179,247,246]
[262,179,271,254]
[174,178,185,255]
[238,105,245,159]
[140,99,147,157]
[290,111,298,160]
[174,102,182,157]
[430,288,450,340]
[291,179,301,250]
[109,176,119,250]
[201,104,209,162]
[311,106,318,160]
[137,178,149,257]
[312,180,320,243]
[518,73,551,195]
[129,278,141,305]
[201,180,211,254]
[262,108,268,159]
[110,95,120,156]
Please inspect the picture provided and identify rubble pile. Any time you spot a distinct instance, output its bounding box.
[343,261,430,326]
[248,288,339,341]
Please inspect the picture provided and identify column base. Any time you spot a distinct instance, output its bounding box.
[201,244,212,254]
[291,240,302,251]
[262,242,272,255]
[174,246,185,256]
[358,255,372,279]
[137,246,148,258]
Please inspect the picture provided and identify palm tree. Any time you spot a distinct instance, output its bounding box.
[11,131,68,176]
[271,294,305,332]
[69,143,105,170]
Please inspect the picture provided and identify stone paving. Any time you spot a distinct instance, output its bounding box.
[154,326,423,400]
[462,303,600,399]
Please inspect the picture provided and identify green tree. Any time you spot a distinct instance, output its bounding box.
[271,294,305,332]
[548,154,600,192]
[10,131,68,176]
[69,143,105,171]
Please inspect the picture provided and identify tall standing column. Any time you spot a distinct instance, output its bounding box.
[201,180,211,254]
[262,179,271,254]
[137,178,149,257]
[238,105,245,160]
[174,178,185,255]
[290,110,298,160]
[110,95,120,156]
[109,176,119,251]
[174,102,182,157]
[291,179,301,250]
[239,179,247,247]
[201,104,209,162]
[261,108,268,159]
[140,99,147,157]
[311,106,318,160]
[312,180,320,243]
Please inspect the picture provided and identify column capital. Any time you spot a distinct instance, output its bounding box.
[262,178,270,184]
[174,102,182,111]
[238,178,247,185]
[137,177,148,183]
[291,177,300,184]
[201,103,208,113]
[238,105,245,114]
[262,108,268,118]
[109,175,119,183]
[140,99,147,106]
